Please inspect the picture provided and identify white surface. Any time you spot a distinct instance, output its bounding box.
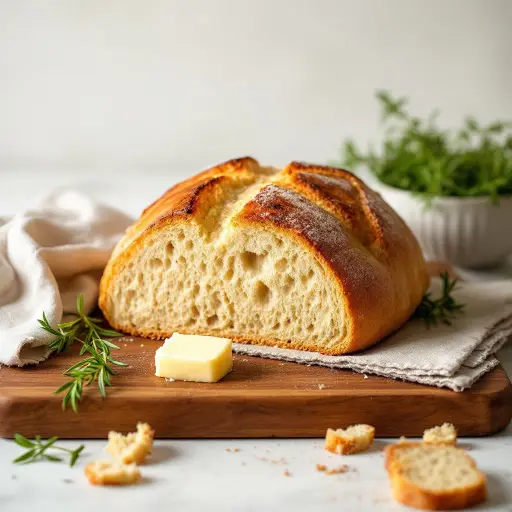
[1,170,511,511]
[1,430,512,512]
[1,0,512,172]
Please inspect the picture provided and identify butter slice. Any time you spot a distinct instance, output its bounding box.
[155,332,233,383]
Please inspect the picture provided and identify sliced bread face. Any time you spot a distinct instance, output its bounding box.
[385,442,487,510]
[100,158,429,355]
[104,221,344,353]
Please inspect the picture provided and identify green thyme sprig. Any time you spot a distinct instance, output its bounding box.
[414,272,465,327]
[13,433,84,467]
[38,295,127,412]
[336,91,512,203]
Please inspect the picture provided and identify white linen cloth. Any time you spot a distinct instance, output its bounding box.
[1,190,511,391]
[0,191,132,366]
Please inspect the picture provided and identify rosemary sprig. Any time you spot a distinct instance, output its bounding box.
[38,295,127,412]
[13,433,84,467]
[413,272,465,327]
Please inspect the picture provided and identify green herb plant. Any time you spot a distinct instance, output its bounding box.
[13,433,84,467]
[414,272,465,327]
[337,91,512,203]
[38,295,126,412]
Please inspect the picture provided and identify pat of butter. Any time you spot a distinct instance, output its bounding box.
[155,332,233,383]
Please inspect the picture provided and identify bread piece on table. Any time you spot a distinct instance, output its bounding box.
[99,157,428,355]
[423,423,457,445]
[84,460,141,486]
[385,442,486,510]
[325,424,375,454]
[105,422,154,464]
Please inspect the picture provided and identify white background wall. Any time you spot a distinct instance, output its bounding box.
[1,0,511,176]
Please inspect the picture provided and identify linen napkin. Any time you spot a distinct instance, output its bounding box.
[0,190,132,366]
[1,191,511,391]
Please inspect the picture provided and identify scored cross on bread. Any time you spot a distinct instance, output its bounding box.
[99,157,428,355]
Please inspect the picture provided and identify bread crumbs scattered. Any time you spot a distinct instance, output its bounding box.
[283,470,291,477]
[318,384,326,390]
[363,374,368,379]
[140,344,144,347]
[316,464,348,475]
[226,448,240,453]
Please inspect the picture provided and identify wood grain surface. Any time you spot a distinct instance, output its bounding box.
[0,339,510,438]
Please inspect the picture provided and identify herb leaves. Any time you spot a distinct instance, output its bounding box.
[338,91,512,202]
[414,272,465,327]
[38,295,126,412]
[13,434,84,467]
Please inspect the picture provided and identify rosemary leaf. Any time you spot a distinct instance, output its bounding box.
[39,295,126,412]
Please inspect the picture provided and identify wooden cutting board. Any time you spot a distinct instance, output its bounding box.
[0,339,510,438]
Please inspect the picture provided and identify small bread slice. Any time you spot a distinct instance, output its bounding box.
[84,460,141,486]
[106,422,154,464]
[423,423,457,445]
[325,424,375,455]
[385,442,486,510]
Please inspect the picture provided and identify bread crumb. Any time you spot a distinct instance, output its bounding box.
[84,460,141,486]
[318,384,326,390]
[325,465,348,475]
[325,424,375,455]
[233,448,240,452]
[363,374,369,379]
[316,464,348,475]
[283,470,291,477]
[106,422,154,464]
[423,423,457,445]
[140,344,144,347]
[398,436,408,444]
[226,448,231,452]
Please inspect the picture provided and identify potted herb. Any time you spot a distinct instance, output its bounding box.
[336,91,512,268]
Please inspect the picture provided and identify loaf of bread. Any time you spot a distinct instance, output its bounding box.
[99,158,428,355]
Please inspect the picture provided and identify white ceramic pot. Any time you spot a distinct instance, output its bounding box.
[371,181,512,269]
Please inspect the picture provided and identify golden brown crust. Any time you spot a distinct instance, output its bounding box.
[385,442,487,510]
[99,157,429,354]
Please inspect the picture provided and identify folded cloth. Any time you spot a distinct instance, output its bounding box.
[1,191,511,391]
[0,190,132,366]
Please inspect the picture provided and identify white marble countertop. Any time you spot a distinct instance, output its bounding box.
[1,170,512,512]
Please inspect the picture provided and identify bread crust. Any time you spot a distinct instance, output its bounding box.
[99,157,428,354]
[385,442,487,510]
